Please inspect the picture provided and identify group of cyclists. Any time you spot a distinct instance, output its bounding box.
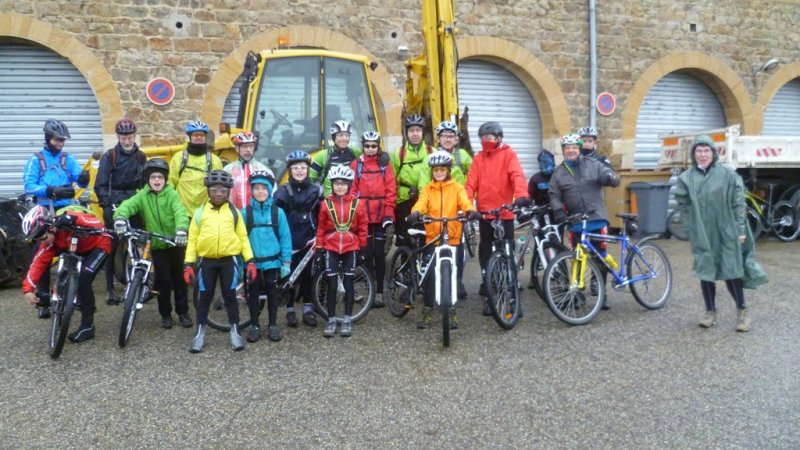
[20,114,635,354]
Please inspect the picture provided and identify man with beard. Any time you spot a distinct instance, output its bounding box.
[169,120,223,218]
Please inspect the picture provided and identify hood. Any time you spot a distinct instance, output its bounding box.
[690,135,718,166]
[249,192,274,209]
[537,149,555,175]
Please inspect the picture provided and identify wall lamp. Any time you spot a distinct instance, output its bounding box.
[752,58,781,76]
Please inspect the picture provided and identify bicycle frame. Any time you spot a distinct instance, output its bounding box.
[515,205,562,273]
[575,223,659,289]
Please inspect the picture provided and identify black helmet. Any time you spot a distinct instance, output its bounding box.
[43,119,71,139]
[404,114,425,130]
[478,121,503,138]
[143,158,169,179]
[204,170,234,188]
[115,119,137,135]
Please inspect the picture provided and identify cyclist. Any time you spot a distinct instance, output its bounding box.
[169,120,223,219]
[23,118,91,319]
[350,131,397,308]
[113,158,191,329]
[22,206,111,343]
[94,118,148,306]
[548,133,620,309]
[527,149,556,207]
[310,121,361,196]
[223,130,274,210]
[464,121,531,315]
[241,170,292,343]
[315,164,368,338]
[578,126,612,167]
[273,150,324,328]
[390,114,434,248]
[409,150,480,330]
[183,170,256,353]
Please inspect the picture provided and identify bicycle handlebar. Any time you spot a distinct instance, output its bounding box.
[121,227,176,246]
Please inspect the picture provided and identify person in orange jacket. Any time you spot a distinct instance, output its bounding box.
[409,150,480,330]
[315,164,368,338]
[464,121,531,316]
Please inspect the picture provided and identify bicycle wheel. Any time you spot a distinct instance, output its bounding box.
[384,247,414,318]
[440,259,452,347]
[463,221,477,258]
[118,269,144,348]
[746,206,763,240]
[627,240,672,310]
[542,251,604,326]
[530,240,568,301]
[769,201,800,241]
[204,282,260,332]
[313,265,375,322]
[48,272,78,359]
[486,252,521,330]
[666,208,689,241]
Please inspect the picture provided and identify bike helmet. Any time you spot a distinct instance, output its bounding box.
[204,170,234,188]
[361,130,381,145]
[578,126,599,138]
[560,133,583,148]
[115,119,137,135]
[286,150,312,167]
[185,120,209,135]
[22,206,53,241]
[428,150,453,168]
[329,120,353,139]
[435,121,458,136]
[404,114,425,130]
[327,164,355,182]
[477,121,503,138]
[143,158,169,179]
[249,169,275,187]
[232,131,258,146]
[43,119,71,139]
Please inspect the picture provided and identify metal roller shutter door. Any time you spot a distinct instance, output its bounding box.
[0,43,103,197]
[222,75,244,126]
[458,60,542,179]
[635,72,726,168]
[762,78,800,135]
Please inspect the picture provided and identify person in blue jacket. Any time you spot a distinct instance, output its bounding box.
[241,170,292,342]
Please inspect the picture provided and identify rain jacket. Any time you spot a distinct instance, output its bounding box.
[390,142,434,204]
[168,148,223,216]
[185,201,254,263]
[310,147,361,197]
[412,177,475,245]
[23,148,87,207]
[350,153,397,224]
[548,155,620,223]
[316,193,368,254]
[465,142,528,220]
[94,144,147,208]
[273,178,323,250]
[241,186,292,271]
[674,136,767,287]
[417,147,472,188]
[224,158,271,210]
[113,184,188,250]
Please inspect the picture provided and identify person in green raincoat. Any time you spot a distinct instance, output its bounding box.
[674,135,768,332]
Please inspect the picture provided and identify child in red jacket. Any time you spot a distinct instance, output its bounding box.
[316,164,368,338]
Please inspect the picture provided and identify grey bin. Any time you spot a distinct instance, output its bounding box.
[628,182,671,236]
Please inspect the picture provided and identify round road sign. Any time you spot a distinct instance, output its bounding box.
[146,77,175,106]
[596,92,616,116]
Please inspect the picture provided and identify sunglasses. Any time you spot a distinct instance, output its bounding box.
[363,144,379,149]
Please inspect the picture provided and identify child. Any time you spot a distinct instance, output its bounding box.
[113,158,190,329]
[183,170,256,353]
[315,164,368,338]
[241,170,292,343]
[408,151,480,330]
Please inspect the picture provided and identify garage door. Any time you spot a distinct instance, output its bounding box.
[635,71,726,168]
[762,78,800,135]
[458,60,542,179]
[0,43,103,197]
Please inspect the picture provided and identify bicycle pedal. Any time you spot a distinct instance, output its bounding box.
[135,303,144,310]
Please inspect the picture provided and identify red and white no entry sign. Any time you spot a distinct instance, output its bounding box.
[596,92,616,116]
[146,77,175,106]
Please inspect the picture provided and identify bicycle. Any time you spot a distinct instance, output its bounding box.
[384,214,466,347]
[117,227,175,348]
[311,246,376,324]
[517,204,568,301]
[542,213,673,326]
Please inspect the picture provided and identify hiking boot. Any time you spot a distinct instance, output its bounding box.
[68,324,95,343]
[178,313,193,328]
[699,310,716,328]
[449,308,459,329]
[340,317,352,337]
[479,282,487,297]
[106,291,120,306]
[302,311,317,327]
[161,315,175,329]
[38,307,51,319]
[268,325,282,342]
[590,278,599,297]
[417,307,432,329]
[601,299,610,311]
[189,325,206,353]
[247,325,261,343]
[482,299,492,316]
[373,293,385,308]
[230,324,245,351]
[457,282,467,299]
[286,311,299,328]
[735,308,752,332]
[323,319,337,338]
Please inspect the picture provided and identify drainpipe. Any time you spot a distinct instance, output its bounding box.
[589,0,597,127]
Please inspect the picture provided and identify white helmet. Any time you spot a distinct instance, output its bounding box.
[561,133,583,147]
[329,120,353,138]
[428,150,453,168]
[435,121,458,135]
[578,126,598,138]
[328,164,355,181]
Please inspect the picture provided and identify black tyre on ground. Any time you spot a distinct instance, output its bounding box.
[486,252,521,330]
[440,259,452,347]
[204,282,263,332]
[312,265,375,322]
[118,270,144,348]
[542,251,604,326]
[384,247,414,318]
[770,201,800,242]
[48,272,78,359]
[530,240,568,301]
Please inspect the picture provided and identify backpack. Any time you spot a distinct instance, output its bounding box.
[320,148,356,184]
[325,198,359,232]
[35,151,73,183]
[244,203,280,234]
[398,144,433,174]
[193,203,239,229]
[179,150,212,177]
[355,153,390,180]
[107,147,147,195]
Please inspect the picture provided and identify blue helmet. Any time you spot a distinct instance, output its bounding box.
[286,150,311,167]
[185,120,209,135]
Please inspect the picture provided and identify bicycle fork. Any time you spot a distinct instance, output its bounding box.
[434,246,458,307]
[570,246,588,290]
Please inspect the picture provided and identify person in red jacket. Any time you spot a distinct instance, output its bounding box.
[350,131,397,308]
[21,206,112,343]
[316,164,368,338]
[465,121,531,315]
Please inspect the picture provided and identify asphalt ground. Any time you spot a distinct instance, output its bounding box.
[0,237,798,449]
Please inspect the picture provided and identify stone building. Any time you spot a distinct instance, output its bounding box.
[1,0,800,195]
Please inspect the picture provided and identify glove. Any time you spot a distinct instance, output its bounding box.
[46,185,75,200]
[175,229,188,247]
[314,248,326,264]
[77,170,90,186]
[407,211,422,224]
[280,263,291,279]
[246,261,258,285]
[183,264,196,286]
[358,246,367,264]
[553,209,567,224]
[513,197,532,209]
[467,210,482,221]
[408,187,419,199]
[53,214,77,228]
[114,218,128,235]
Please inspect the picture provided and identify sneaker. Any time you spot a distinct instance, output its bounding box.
[449,308,459,329]
[230,324,245,351]
[699,310,716,328]
[373,293,385,308]
[268,325,282,342]
[302,311,317,327]
[340,317,352,337]
[482,299,492,316]
[106,291,120,306]
[416,307,432,329]
[457,282,467,299]
[161,315,175,329]
[68,324,95,343]
[189,325,206,353]
[286,310,298,327]
[38,307,51,319]
[323,319,337,338]
[247,325,261,343]
[178,313,193,328]
[735,308,751,332]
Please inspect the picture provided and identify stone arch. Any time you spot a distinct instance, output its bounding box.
[203,25,403,139]
[0,14,123,142]
[755,61,800,133]
[456,36,571,140]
